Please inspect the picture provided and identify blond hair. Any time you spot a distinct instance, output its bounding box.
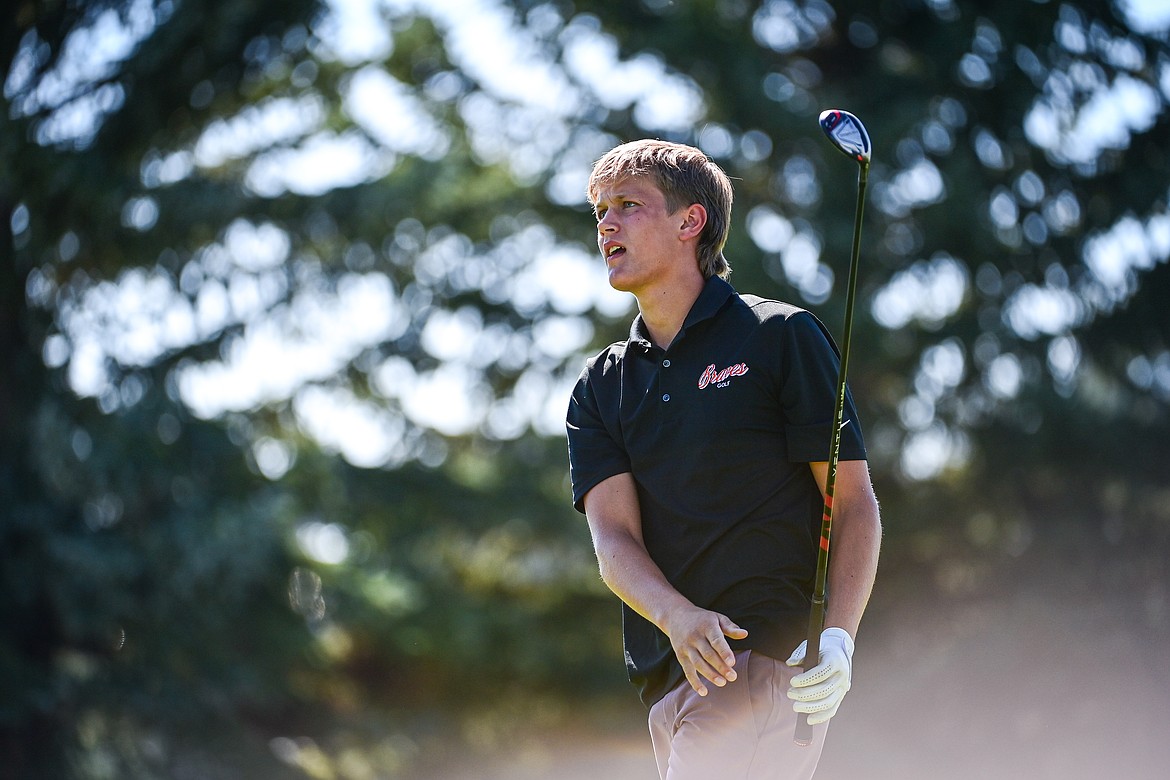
[587,139,733,280]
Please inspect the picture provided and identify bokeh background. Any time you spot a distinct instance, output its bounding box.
[3,0,1169,777]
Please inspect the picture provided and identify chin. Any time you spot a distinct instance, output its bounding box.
[608,262,645,287]
[608,279,641,297]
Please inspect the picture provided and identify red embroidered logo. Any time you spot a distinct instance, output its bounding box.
[697,362,750,389]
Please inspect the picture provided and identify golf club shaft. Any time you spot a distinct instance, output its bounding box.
[794,161,868,746]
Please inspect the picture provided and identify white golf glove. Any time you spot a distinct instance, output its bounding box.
[785,627,854,725]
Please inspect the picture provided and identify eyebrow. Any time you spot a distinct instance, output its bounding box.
[593,191,628,211]
[596,189,640,205]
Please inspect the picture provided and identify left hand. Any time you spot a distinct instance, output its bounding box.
[785,627,854,725]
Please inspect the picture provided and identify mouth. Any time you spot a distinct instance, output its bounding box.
[603,243,626,262]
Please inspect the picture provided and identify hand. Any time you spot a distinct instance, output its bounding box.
[663,605,748,696]
[785,627,855,725]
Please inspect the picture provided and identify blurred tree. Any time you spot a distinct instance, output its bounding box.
[2,0,325,776]
[3,0,1168,776]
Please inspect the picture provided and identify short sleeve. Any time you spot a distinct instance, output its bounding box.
[566,362,632,513]
[778,311,867,463]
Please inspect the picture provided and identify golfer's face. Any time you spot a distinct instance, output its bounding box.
[593,177,684,295]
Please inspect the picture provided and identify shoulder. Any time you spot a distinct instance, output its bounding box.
[729,293,837,352]
[581,339,632,379]
[734,292,812,325]
[585,338,632,366]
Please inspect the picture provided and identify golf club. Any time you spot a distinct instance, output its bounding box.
[794,109,871,747]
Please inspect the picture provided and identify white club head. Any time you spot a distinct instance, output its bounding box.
[819,109,871,165]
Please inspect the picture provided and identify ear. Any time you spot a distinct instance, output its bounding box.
[678,203,708,241]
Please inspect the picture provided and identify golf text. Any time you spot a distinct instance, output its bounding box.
[697,362,750,389]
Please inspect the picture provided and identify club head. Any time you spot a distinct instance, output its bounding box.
[819,109,871,165]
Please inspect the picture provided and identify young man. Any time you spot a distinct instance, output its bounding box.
[565,139,881,779]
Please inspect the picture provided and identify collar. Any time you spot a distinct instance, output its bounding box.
[627,276,736,352]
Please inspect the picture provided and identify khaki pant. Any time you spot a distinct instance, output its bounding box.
[649,650,828,780]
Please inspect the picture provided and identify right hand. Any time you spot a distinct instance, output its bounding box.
[663,605,749,696]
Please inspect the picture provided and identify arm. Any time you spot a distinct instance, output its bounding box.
[582,472,749,696]
[808,458,882,639]
[785,459,881,726]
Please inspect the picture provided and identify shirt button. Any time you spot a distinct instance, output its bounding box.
[662,359,671,368]
[662,393,670,402]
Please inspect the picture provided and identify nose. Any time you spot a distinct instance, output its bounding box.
[597,211,617,234]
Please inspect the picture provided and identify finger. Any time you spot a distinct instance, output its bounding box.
[785,640,807,667]
[789,685,846,714]
[700,628,739,678]
[787,675,844,703]
[789,658,845,688]
[710,648,738,683]
[797,686,845,715]
[679,644,728,690]
[791,697,844,718]
[691,645,734,687]
[719,615,749,641]
[684,665,709,697]
[694,661,730,688]
[805,701,843,726]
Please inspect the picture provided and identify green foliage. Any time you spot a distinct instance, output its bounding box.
[2,0,1169,776]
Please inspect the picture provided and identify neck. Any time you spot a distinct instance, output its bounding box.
[637,270,706,349]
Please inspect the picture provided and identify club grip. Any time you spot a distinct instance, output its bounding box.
[793,606,823,746]
[792,648,817,746]
[794,714,814,746]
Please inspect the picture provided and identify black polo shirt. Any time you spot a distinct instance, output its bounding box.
[566,275,866,707]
